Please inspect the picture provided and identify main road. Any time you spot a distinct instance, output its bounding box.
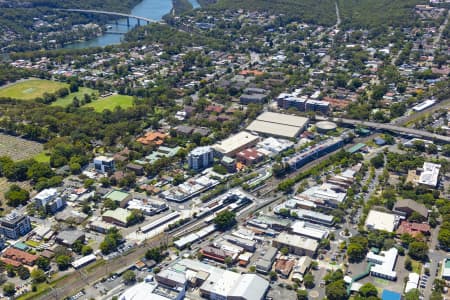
[316,116,450,143]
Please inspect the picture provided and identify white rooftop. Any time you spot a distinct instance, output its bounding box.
[212,131,259,155]
[291,221,329,240]
[418,162,441,187]
[405,273,420,293]
[300,183,346,204]
[367,248,398,280]
[365,210,397,232]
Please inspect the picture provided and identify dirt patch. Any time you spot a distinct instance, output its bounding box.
[0,133,43,161]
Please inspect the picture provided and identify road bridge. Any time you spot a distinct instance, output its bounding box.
[317,116,450,143]
[58,9,155,26]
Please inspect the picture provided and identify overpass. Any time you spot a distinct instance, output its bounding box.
[58,9,156,26]
[316,116,450,143]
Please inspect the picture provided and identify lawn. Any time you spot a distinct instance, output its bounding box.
[84,94,134,112]
[51,87,98,107]
[0,79,68,100]
[34,151,51,163]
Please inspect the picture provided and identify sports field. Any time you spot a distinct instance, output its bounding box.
[0,79,68,100]
[51,87,98,107]
[84,94,134,112]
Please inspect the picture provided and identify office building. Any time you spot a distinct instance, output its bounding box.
[0,211,31,240]
[255,246,278,274]
[367,248,398,280]
[273,232,318,256]
[188,146,214,170]
[94,156,115,173]
[33,188,65,214]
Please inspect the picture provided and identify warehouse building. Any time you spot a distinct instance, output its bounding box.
[246,112,309,138]
[212,131,260,157]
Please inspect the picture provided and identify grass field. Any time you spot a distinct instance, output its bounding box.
[0,133,43,161]
[0,79,68,100]
[51,87,98,107]
[34,151,51,163]
[84,94,134,112]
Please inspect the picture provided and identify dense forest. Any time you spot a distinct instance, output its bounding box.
[337,0,426,30]
[201,0,337,26]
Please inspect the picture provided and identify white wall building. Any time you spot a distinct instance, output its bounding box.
[418,162,441,187]
[188,146,214,170]
[94,156,115,173]
[367,248,398,280]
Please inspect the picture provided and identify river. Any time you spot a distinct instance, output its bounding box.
[66,0,199,49]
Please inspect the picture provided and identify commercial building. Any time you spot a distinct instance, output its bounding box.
[127,198,168,216]
[404,273,420,293]
[0,211,31,240]
[94,156,115,173]
[273,232,318,256]
[284,138,344,170]
[224,234,256,252]
[161,175,219,202]
[274,203,334,226]
[365,210,399,232]
[248,215,292,231]
[200,245,237,263]
[212,131,260,157]
[257,137,294,156]
[157,259,269,300]
[102,208,132,227]
[55,229,85,247]
[292,256,312,282]
[296,183,346,209]
[367,248,398,280]
[246,112,309,139]
[236,148,265,165]
[255,246,278,275]
[188,146,214,170]
[393,199,429,219]
[290,221,329,240]
[418,162,441,187]
[120,275,185,300]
